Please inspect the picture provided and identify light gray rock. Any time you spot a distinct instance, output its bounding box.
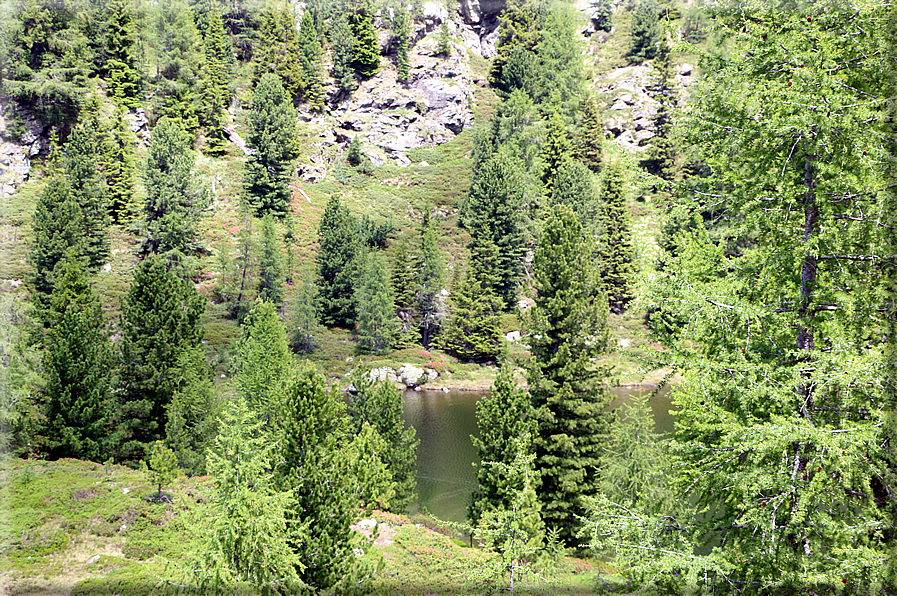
[635,129,656,145]
[679,63,693,76]
[399,364,427,387]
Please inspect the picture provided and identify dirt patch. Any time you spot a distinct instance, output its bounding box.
[71,488,97,500]
[352,520,396,547]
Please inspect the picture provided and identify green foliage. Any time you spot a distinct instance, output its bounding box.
[290,272,322,353]
[166,345,218,476]
[107,108,139,223]
[193,397,305,593]
[0,296,41,456]
[596,161,635,312]
[461,152,526,310]
[116,254,205,463]
[195,9,231,154]
[151,0,204,133]
[469,365,537,526]
[355,251,400,355]
[105,0,142,108]
[142,118,208,257]
[540,110,572,190]
[257,214,283,304]
[346,421,396,510]
[26,179,83,316]
[347,374,419,512]
[330,17,358,93]
[235,300,294,430]
[390,239,419,348]
[490,0,542,91]
[394,7,411,82]
[437,21,451,56]
[589,0,613,33]
[37,252,112,462]
[349,0,380,77]
[244,73,299,217]
[627,0,661,63]
[297,10,325,110]
[140,441,178,501]
[316,195,360,327]
[346,135,363,166]
[549,159,596,228]
[253,8,304,100]
[575,95,603,174]
[440,268,503,363]
[276,363,357,590]
[526,203,611,546]
[417,210,444,349]
[64,125,110,270]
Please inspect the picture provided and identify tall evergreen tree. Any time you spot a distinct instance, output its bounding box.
[355,251,399,355]
[116,254,205,462]
[417,211,444,349]
[348,374,419,512]
[393,7,411,83]
[440,267,504,363]
[195,9,231,155]
[526,203,611,546]
[541,110,572,190]
[315,196,359,327]
[64,125,110,270]
[235,300,294,430]
[291,272,322,353]
[297,10,325,110]
[348,0,380,77]
[627,0,661,63]
[253,8,305,100]
[26,180,84,316]
[257,214,283,304]
[37,252,112,462]
[276,364,357,590]
[165,345,218,476]
[142,118,208,257]
[244,73,300,217]
[597,162,635,312]
[462,152,526,310]
[469,365,539,528]
[390,239,419,347]
[105,0,142,108]
[107,108,139,222]
[550,158,598,228]
[576,95,603,174]
[639,37,676,185]
[330,17,358,93]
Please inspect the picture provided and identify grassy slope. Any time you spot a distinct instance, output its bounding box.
[0,457,623,595]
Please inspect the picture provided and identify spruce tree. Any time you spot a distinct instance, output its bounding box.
[297,10,325,110]
[597,161,635,312]
[315,196,359,327]
[253,8,305,100]
[345,421,396,510]
[348,0,380,77]
[165,345,218,476]
[195,9,231,155]
[393,7,411,83]
[550,158,599,228]
[105,0,142,108]
[244,73,300,217]
[26,180,84,316]
[348,374,419,512]
[330,17,358,93]
[440,268,503,363]
[541,110,572,191]
[462,152,526,310]
[526,203,611,546]
[355,251,400,355]
[235,300,294,430]
[142,118,208,257]
[627,0,661,63]
[417,211,444,349]
[64,126,110,270]
[107,108,139,223]
[576,95,603,174]
[276,364,357,590]
[639,37,676,185]
[469,365,538,527]
[38,252,112,462]
[390,239,420,348]
[116,254,205,462]
[258,214,283,304]
[437,21,452,56]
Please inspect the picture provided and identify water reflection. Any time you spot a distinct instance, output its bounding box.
[402,384,674,524]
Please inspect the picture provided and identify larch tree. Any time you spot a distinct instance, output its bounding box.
[165,344,218,476]
[540,110,572,191]
[105,0,142,108]
[585,3,896,592]
[253,7,305,100]
[257,214,283,305]
[416,210,444,349]
[64,125,110,270]
[355,251,399,355]
[244,73,299,217]
[116,254,205,463]
[526,203,611,546]
[315,196,359,327]
[297,10,325,110]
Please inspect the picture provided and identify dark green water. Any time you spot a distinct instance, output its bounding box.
[402,384,674,524]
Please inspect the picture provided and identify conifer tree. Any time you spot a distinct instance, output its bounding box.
[291,271,322,353]
[345,421,396,510]
[440,268,503,363]
[244,73,299,217]
[258,214,283,304]
[355,251,399,355]
[26,180,84,315]
[541,110,572,190]
[116,254,205,462]
[330,17,359,93]
[195,9,231,155]
[348,0,380,77]
[297,10,325,110]
[469,365,538,527]
[348,374,419,512]
[38,252,112,462]
[152,1,204,133]
[550,158,598,228]
[165,347,217,476]
[393,7,411,82]
[142,118,208,257]
[105,0,142,108]
[576,95,603,174]
[315,196,359,327]
[276,364,357,590]
[64,126,110,270]
[437,21,452,56]
[253,8,305,100]
[235,300,294,430]
[462,152,526,310]
[597,161,635,312]
[640,37,676,185]
[526,203,611,546]
[627,0,661,63]
[417,211,444,349]
[107,108,139,222]
[389,239,419,348]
